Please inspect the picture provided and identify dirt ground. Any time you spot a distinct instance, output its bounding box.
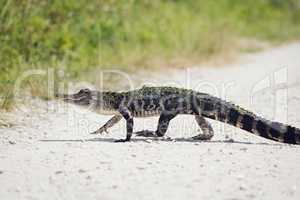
[1,43,300,200]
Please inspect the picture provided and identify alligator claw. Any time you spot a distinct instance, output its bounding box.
[114,139,130,143]
[90,126,107,135]
[135,130,157,137]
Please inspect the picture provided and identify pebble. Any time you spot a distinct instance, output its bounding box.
[240,147,248,151]
[246,194,256,199]
[227,138,235,143]
[239,186,246,191]
[0,171,3,174]
[55,171,63,175]
[78,169,86,173]
[112,185,118,189]
[9,141,16,145]
[136,167,146,170]
[236,174,245,180]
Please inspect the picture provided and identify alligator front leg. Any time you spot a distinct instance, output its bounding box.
[115,107,134,142]
[136,111,177,137]
[90,115,122,134]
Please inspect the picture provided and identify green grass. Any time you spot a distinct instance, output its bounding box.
[1,0,300,109]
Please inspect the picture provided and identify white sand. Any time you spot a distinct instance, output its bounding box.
[1,43,300,200]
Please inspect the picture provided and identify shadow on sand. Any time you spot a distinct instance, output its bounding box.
[40,136,287,146]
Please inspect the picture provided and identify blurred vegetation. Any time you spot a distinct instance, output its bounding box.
[1,0,300,109]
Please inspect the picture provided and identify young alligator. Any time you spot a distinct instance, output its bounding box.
[58,86,300,144]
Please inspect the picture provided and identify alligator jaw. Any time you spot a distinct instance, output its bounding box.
[55,93,77,103]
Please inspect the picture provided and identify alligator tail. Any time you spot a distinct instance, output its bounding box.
[199,95,300,144]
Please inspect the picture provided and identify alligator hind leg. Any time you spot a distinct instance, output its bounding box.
[136,111,177,137]
[192,115,214,140]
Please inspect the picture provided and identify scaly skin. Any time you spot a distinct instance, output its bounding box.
[57,86,300,144]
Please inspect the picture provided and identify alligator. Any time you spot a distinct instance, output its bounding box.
[57,86,300,144]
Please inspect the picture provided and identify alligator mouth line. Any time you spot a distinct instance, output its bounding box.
[55,93,80,102]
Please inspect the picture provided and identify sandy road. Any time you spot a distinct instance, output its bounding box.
[1,43,300,200]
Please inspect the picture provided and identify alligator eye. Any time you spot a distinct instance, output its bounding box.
[78,89,84,94]
[78,88,90,94]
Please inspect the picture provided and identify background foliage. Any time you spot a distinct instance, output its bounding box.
[1,0,300,108]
